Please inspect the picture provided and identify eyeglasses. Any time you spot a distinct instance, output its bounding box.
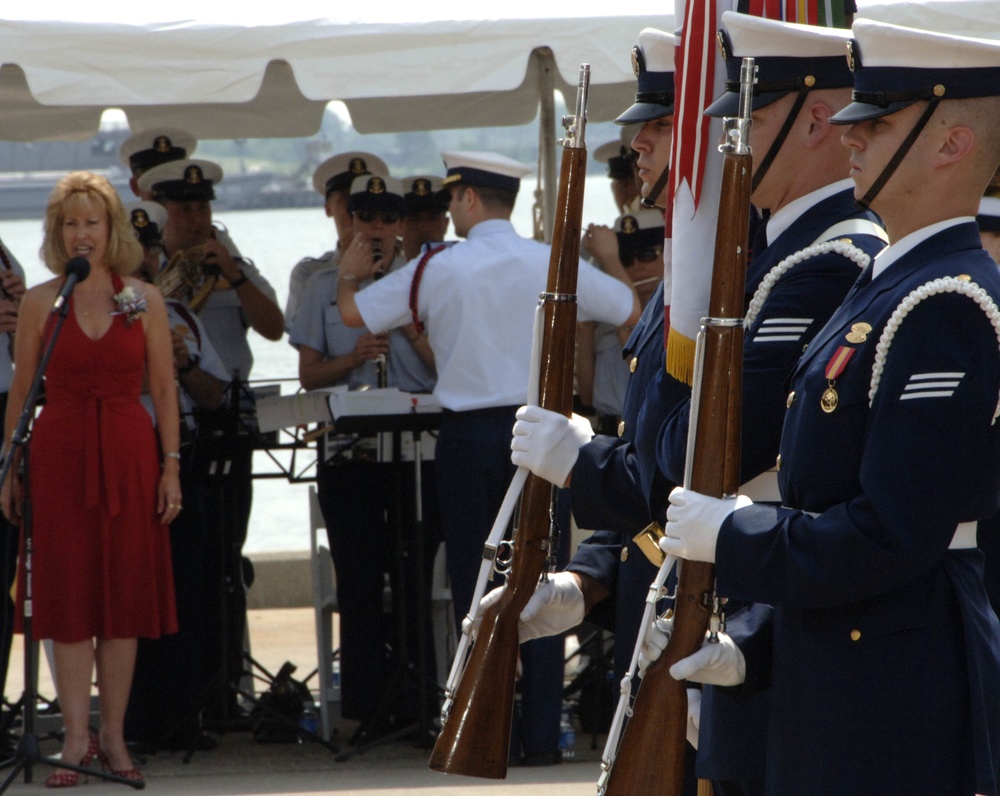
[355,210,401,224]
[621,247,663,268]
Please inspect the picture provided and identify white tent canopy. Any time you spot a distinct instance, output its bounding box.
[0,13,673,142]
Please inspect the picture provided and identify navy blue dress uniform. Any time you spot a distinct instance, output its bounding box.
[635,15,886,793]
[690,20,1000,796]
[562,29,676,686]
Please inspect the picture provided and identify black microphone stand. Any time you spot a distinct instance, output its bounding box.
[0,283,143,791]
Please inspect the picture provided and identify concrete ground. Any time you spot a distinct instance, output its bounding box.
[2,608,609,795]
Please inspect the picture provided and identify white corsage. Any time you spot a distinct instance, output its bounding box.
[111,286,148,327]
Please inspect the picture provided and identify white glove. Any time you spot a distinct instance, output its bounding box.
[637,614,672,676]
[669,632,746,686]
[686,688,702,750]
[462,573,585,644]
[518,572,586,643]
[510,405,594,487]
[661,486,753,563]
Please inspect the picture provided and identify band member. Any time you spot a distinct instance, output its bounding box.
[400,175,450,262]
[286,151,389,327]
[0,236,25,710]
[138,157,283,724]
[290,173,439,732]
[123,199,229,751]
[661,20,1000,795]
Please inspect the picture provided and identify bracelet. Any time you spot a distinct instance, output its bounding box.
[229,270,249,289]
[164,452,182,461]
[340,273,359,282]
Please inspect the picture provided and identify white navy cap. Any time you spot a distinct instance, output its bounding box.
[831,20,1000,124]
[978,195,1000,235]
[138,158,223,202]
[401,175,449,214]
[312,152,390,198]
[119,128,197,175]
[347,174,405,215]
[441,151,532,194]
[615,207,665,254]
[616,28,675,125]
[707,12,853,117]
[124,200,168,247]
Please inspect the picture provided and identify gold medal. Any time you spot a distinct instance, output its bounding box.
[845,322,872,344]
[821,384,839,413]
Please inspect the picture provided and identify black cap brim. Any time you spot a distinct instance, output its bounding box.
[704,89,791,118]
[829,98,918,125]
[615,101,674,125]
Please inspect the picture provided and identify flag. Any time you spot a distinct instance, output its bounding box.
[665,0,851,385]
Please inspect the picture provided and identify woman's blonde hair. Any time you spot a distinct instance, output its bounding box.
[40,171,143,276]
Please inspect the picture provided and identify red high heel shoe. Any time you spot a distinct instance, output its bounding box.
[96,744,144,787]
[45,735,101,788]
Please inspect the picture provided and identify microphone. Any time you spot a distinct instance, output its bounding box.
[52,257,91,313]
[371,239,386,280]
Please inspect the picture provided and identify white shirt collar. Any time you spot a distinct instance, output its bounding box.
[763,179,855,247]
[872,217,974,280]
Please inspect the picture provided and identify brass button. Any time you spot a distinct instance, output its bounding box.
[617,420,626,437]
[786,391,796,408]
[776,454,782,471]
[629,356,638,373]
[850,629,861,642]
[620,547,629,562]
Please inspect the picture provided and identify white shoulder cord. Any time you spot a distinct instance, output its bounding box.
[869,277,1000,424]
[745,240,871,328]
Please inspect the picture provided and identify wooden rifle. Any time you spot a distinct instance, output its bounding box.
[427,63,591,780]
[599,57,755,796]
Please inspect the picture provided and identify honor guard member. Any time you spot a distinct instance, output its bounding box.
[139,157,283,721]
[290,173,439,729]
[400,175,450,262]
[578,208,665,434]
[336,150,638,764]
[123,199,228,751]
[973,191,1000,623]
[977,191,1000,265]
[286,152,389,328]
[591,125,642,216]
[0,236,24,707]
[660,20,1000,796]
[490,26,676,698]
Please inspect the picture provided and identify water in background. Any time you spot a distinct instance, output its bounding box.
[0,176,622,552]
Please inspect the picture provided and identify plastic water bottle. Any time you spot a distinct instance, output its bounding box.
[559,705,576,760]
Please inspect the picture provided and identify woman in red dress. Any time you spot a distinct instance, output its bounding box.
[1,171,182,786]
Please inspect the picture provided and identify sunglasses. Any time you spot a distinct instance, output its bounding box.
[355,210,401,224]
[621,247,663,268]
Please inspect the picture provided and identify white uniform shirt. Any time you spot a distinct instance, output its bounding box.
[355,219,633,411]
[286,249,339,331]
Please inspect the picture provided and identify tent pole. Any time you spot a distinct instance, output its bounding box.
[534,47,557,243]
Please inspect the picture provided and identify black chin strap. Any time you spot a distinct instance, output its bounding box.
[858,98,941,210]
[751,88,810,194]
[641,166,671,209]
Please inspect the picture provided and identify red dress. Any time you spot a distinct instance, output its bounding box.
[18,275,178,642]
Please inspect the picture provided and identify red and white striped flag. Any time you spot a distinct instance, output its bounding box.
[664,0,850,384]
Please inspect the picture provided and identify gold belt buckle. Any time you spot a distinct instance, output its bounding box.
[632,521,666,567]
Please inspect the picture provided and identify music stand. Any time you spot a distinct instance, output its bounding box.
[332,406,442,761]
[0,293,143,791]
